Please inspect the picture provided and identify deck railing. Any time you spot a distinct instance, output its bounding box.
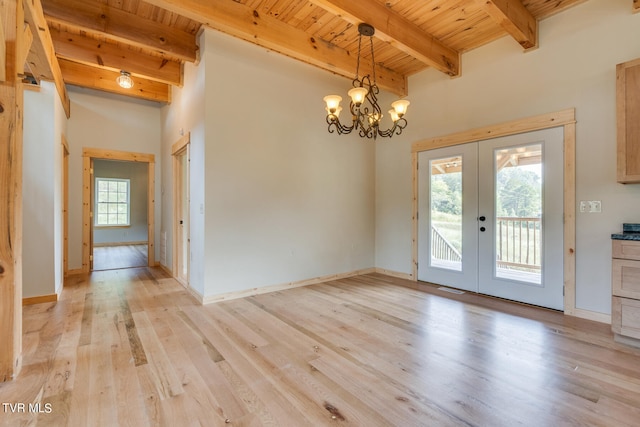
[431,226,462,263]
[496,217,541,271]
[431,218,541,272]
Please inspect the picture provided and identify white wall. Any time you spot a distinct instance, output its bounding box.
[66,88,162,270]
[162,29,376,300]
[161,48,207,296]
[375,0,640,316]
[93,160,149,244]
[23,82,67,298]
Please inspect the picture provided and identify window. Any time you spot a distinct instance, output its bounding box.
[95,178,130,226]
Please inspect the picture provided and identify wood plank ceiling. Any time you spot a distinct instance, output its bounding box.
[35,0,605,104]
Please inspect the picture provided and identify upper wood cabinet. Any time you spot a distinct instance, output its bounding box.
[617,58,640,183]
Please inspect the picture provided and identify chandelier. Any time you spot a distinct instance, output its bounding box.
[116,70,134,89]
[323,23,409,140]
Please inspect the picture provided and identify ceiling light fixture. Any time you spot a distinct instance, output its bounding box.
[324,23,409,140]
[116,70,134,89]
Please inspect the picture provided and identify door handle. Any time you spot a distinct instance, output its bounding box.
[478,216,486,222]
[480,226,486,232]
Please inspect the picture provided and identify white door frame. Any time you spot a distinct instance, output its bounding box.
[411,109,579,316]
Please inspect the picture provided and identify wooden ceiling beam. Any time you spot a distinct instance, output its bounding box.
[59,58,171,103]
[41,0,198,63]
[141,0,407,96]
[634,0,639,13]
[49,25,183,86]
[308,0,460,77]
[23,0,71,117]
[475,0,538,50]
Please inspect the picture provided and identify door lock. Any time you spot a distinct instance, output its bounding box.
[478,216,486,222]
[480,226,486,232]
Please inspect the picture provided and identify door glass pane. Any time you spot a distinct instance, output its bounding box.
[494,143,542,284]
[430,156,462,271]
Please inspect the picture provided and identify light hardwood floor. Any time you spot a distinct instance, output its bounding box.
[1,270,640,426]
[92,244,148,271]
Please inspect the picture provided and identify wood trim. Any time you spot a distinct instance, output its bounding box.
[62,135,69,277]
[147,161,156,267]
[93,241,148,247]
[573,308,611,325]
[65,268,84,276]
[23,0,71,118]
[81,156,91,272]
[634,0,639,14]
[83,148,155,163]
[202,268,376,304]
[411,109,579,317]
[0,0,24,382]
[411,151,418,281]
[22,294,58,306]
[0,16,5,82]
[375,268,413,281]
[171,132,191,155]
[412,109,576,153]
[82,148,156,273]
[563,121,577,317]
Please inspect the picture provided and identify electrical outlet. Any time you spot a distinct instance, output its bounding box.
[579,201,587,213]
[580,200,602,213]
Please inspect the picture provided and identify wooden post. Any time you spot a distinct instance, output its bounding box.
[0,0,24,382]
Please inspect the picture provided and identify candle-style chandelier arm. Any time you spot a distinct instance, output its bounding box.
[323,23,409,140]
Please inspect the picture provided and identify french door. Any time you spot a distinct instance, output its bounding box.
[417,127,564,310]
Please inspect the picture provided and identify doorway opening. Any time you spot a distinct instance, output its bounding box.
[82,148,155,272]
[91,159,149,271]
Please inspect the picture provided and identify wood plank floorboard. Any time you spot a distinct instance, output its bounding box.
[1,271,640,426]
[92,244,148,271]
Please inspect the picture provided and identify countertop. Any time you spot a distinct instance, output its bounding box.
[612,223,640,241]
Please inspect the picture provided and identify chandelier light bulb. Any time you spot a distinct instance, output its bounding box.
[116,70,134,89]
[323,95,342,113]
[348,87,368,105]
[391,99,410,117]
